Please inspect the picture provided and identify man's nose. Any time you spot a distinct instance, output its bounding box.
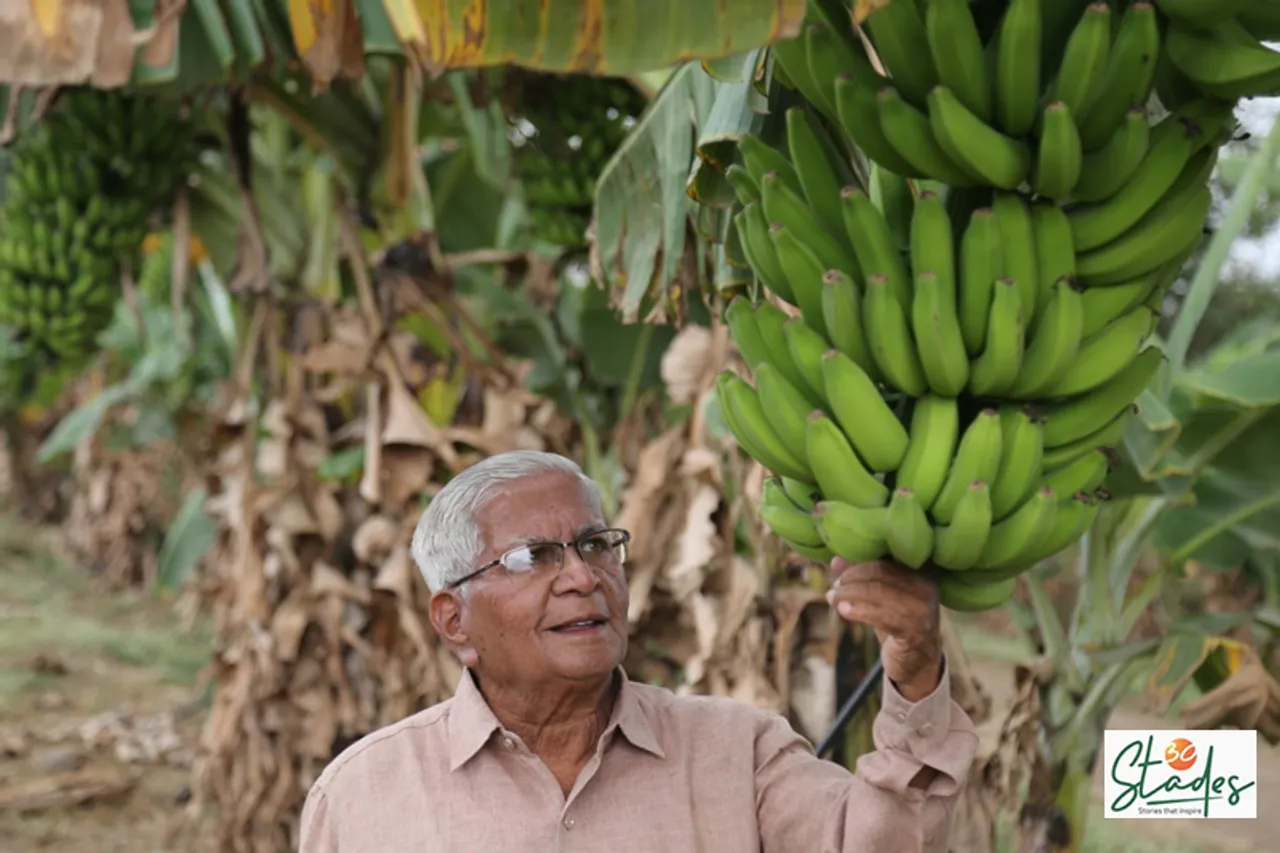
[554,547,600,592]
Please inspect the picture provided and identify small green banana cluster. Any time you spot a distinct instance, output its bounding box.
[0,87,194,370]
[507,71,649,249]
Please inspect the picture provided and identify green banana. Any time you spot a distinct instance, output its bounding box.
[1041,346,1163,447]
[785,108,849,249]
[737,203,795,304]
[1075,185,1212,286]
[990,405,1044,521]
[834,75,923,179]
[1079,253,1186,338]
[910,190,956,308]
[1038,305,1155,398]
[726,164,760,205]
[912,270,970,397]
[959,207,1003,356]
[994,0,1043,137]
[768,223,833,339]
[932,480,994,571]
[760,502,827,549]
[968,278,1026,398]
[975,486,1058,570]
[885,487,934,569]
[738,134,803,199]
[1069,117,1203,252]
[876,87,981,188]
[726,297,770,370]
[1040,405,1134,467]
[1047,3,1112,119]
[1014,490,1100,565]
[1154,0,1250,28]
[805,412,891,510]
[870,162,914,250]
[927,85,1031,191]
[814,501,890,563]
[840,186,912,311]
[893,395,960,511]
[1072,107,1151,204]
[1164,20,1280,100]
[784,317,832,402]
[717,372,812,481]
[1030,201,1077,328]
[1076,1,1161,151]
[924,0,992,122]
[764,175,861,293]
[755,361,820,462]
[821,349,911,473]
[754,301,823,407]
[1042,447,1109,496]
[780,476,821,511]
[932,409,1004,526]
[993,192,1040,320]
[863,273,928,396]
[764,476,801,512]
[790,541,836,564]
[1009,277,1084,399]
[1031,101,1083,202]
[821,270,878,379]
[940,575,1017,612]
[771,29,832,111]
[864,0,939,108]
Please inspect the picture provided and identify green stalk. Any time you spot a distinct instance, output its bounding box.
[1162,115,1280,392]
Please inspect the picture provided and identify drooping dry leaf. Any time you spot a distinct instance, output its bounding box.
[663,483,722,602]
[287,0,366,90]
[661,324,715,405]
[0,0,138,88]
[1179,650,1280,744]
[789,655,836,742]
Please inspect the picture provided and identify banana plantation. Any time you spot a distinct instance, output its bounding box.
[2,1,1280,852]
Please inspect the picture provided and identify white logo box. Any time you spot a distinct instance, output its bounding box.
[1103,729,1258,819]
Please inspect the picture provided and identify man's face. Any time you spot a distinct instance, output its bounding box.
[436,471,629,687]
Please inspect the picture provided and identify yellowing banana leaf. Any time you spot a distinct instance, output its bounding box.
[378,0,805,76]
[1146,624,1252,713]
[286,0,366,87]
[851,0,892,24]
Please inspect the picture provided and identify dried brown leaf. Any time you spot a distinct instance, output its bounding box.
[660,324,715,405]
[0,0,136,88]
[663,483,722,602]
[1179,650,1280,744]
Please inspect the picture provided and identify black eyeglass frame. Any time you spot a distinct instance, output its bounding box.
[447,528,632,590]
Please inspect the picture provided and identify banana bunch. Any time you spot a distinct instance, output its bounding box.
[721,104,1206,614]
[1159,1,1280,102]
[507,71,649,249]
[0,87,194,367]
[707,0,1271,612]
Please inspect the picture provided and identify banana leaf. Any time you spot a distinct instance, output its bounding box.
[1,1,806,91]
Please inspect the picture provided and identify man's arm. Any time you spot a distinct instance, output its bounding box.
[754,662,978,853]
[299,785,338,853]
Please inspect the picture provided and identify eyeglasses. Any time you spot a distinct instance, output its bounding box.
[448,528,631,589]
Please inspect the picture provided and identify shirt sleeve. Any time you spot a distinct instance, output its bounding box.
[299,785,338,853]
[754,658,978,853]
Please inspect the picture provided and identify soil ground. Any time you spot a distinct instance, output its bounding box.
[0,518,1274,853]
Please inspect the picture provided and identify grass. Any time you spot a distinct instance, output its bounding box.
[0,518,211,708]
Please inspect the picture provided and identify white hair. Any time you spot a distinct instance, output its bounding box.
[410,450,603,593]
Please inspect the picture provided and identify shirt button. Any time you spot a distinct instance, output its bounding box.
[917,723,934,737]
[503,736,516,750]
[563,816,575,830]
[895,712,908,724]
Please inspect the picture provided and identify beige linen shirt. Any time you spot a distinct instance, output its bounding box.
[300,665,977,853]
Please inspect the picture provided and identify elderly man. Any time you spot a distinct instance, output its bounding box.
[300,450,977,852]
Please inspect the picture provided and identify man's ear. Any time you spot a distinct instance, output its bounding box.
[429,590,478,667]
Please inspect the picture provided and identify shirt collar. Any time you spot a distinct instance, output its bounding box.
[447,666,665,772]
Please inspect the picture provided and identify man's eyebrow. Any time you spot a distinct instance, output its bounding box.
[576,522,607,538]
